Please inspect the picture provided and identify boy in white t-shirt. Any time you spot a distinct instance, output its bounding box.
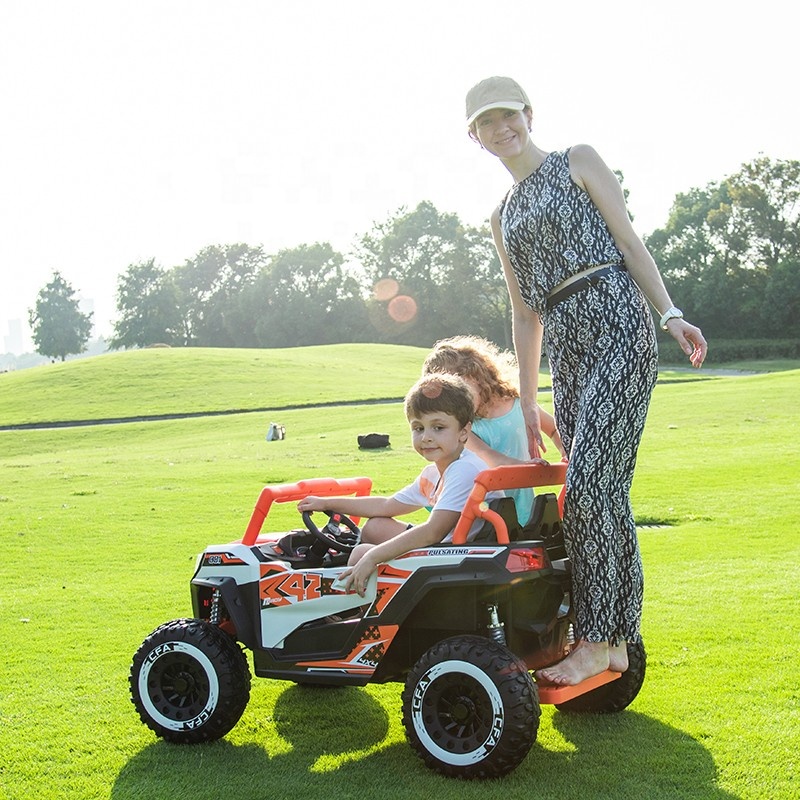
[297,373,502,596]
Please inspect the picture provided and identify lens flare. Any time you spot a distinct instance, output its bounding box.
[387,295,418,323]
[421,380,444,399]
[373,278,399,302]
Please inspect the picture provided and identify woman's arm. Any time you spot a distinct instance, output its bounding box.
[570,144,707,367]
[491,208,546,456]
[537,406,567,457]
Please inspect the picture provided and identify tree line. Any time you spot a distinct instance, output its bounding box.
[28,156,800,362]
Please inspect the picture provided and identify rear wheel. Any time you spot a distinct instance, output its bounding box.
[555,639,646,713]
[401,635,539,779]
[130,618,251,742]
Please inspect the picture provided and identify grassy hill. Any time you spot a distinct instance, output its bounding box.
[0,343,729,428]
[0,344,431,425]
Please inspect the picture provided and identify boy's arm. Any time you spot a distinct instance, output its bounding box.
[297,494,418,519]
[340,509,461,595]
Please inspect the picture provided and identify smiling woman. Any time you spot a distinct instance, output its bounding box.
[463,74,707,688]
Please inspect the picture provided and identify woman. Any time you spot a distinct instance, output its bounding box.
[466,75,707,686]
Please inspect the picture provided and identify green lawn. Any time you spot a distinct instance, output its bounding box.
[1,346,798,799]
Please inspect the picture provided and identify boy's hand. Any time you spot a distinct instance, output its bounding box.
[297,495,323,513]
[339,558,376,597]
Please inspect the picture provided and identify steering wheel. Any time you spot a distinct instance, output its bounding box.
[301,509,361,554]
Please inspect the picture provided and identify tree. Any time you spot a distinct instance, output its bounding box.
[28,271,93,361]
[355,201,510,347]
[110,259,183,349]
[241,243,369,347]
[727,157,800,336]
[173,244,267,346]
[646,156,800,339]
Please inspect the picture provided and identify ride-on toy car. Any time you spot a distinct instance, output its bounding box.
[129,462,646,779]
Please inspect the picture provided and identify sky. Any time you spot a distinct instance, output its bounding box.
[1,0,797,353]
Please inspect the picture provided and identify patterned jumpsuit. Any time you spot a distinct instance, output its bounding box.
[499,148,659,645]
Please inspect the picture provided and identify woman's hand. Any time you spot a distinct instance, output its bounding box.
[665,318,707,368]
[519,396,543,458]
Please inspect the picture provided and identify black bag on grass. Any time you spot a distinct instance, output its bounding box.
[358,433,390,449]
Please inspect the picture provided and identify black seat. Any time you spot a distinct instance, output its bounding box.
[522,493,561,537]
[473,497,524,542]
[521,493,567,559]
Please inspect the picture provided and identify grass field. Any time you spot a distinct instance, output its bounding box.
[1,347,798,799]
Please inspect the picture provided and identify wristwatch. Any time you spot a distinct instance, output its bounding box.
[659,306,684,330]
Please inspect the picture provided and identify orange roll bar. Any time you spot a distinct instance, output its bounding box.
[241,476,372,545]
[450,462,567,545]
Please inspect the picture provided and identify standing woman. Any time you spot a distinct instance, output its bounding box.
[466,76,707,686]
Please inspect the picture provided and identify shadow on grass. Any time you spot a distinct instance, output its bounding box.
[526,709,741,800]
[113,686,740,800]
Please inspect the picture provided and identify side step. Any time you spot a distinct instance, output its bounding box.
[537,669,621,704]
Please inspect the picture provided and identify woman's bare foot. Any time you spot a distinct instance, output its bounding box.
[608,641,629,673]
[535,640,612,686]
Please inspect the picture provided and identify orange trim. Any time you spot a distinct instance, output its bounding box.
[451,463,567,545]
[370,567,412,614]
[537,669,621,704]
[260,563,287,578]
[241,477,372,545]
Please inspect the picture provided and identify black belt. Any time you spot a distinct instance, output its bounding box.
[546,264,626,310]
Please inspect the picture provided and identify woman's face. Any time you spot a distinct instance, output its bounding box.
[472,107,531,158]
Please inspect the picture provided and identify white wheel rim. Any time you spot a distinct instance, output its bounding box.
[138,640,220,732]
[410,658,504,766]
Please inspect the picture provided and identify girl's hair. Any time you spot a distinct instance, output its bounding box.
[404,373,475,429]
[422,335,518,417]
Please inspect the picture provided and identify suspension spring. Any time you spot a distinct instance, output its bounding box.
[210,589,222,625]
[486,603,506,646]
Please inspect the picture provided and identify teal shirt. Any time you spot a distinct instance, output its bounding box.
[471,398,534,525]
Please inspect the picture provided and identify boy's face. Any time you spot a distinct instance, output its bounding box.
[408,411,469,469]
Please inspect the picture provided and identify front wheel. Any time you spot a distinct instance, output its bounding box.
[555,639,646,713]
[401,635,540,779]
[130,618,251,743]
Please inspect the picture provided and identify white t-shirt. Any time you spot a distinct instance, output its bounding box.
[392,449,503,541]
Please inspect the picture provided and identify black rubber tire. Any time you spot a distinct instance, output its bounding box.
[401,635,540,779]
[130,618,251,743]
[555,639,646,714]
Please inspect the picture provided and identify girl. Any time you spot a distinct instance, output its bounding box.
[422,334,565,526]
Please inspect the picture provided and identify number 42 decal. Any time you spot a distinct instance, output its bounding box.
[260,572,324,606]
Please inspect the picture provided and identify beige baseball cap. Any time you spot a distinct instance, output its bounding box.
[465,76,531,126]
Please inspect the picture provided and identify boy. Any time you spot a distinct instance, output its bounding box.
[297,373,502,596]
